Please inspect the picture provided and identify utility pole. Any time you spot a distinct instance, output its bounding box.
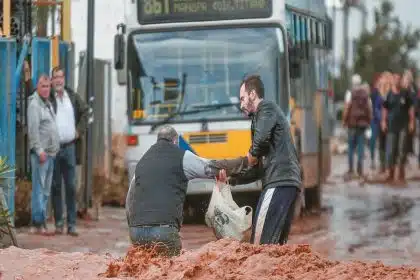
[343,1,350,82]
[332,1,337,76]
[84,0,95,210]
[341,0,367,82]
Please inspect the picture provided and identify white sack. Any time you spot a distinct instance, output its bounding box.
[205,183,253,242]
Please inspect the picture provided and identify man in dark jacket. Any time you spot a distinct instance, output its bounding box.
[222,75,302,245]
[126,125,248,256]
[49,66,89,236]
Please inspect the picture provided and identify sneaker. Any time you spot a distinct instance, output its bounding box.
[55,227,64,235]
[67,228,79,237]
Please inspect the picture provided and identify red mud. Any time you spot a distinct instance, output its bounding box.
[104,239,420,280]
[0,239,419,279]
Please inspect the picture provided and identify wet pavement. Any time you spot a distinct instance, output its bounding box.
[13,154,420,267]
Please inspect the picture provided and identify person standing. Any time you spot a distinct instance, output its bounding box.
[382,72,415,183]
[27,75,60,235]
[50,67,89,236]
[343,79,372,179]
[377,72,393,173]
[369,78,383,170]
[221,75,302,245]
[126,125,248,256]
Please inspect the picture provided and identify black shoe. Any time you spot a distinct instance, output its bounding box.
[55,227,64,235]
[67,228,79,237]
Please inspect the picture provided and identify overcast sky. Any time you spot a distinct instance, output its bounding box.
[326,0,420,70]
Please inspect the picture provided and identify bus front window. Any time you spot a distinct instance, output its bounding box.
[128,27,285,123]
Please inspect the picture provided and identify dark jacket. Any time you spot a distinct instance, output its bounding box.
[127,139,249,229]
[49,87,89,163]
[230,100,302,190]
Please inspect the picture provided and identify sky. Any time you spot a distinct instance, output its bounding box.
[327,0,420,72]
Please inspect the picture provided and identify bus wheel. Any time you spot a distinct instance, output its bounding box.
[183,195,209,224]
[183,203,197,224]
[303,185,322,214]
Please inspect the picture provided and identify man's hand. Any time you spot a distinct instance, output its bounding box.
[75,131,79,139]
[39,152,47,164]
[216,169,227,184]
[247,153,258,167]
[381,120,387,132]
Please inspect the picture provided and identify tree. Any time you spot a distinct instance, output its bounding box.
[353,0,420,83]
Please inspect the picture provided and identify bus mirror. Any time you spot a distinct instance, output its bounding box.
[117,68,127,85]
[114,33,125,70]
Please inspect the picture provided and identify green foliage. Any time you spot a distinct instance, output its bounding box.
[0,157,15,181]
[353,0,420,83]
[0,157,15,234]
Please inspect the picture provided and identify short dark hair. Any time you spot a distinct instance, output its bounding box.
[157,125,178,142]
[51,66,64,77]
[241,75,264,98]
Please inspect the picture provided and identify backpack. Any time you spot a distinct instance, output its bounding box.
[347,88,370,128]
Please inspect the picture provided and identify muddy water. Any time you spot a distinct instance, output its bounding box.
[291,155,420,266]
[13,156,420,268]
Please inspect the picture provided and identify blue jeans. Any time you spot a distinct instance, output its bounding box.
[348,127,366,174]
[369,122,380,161]
[386,130,409,167]
[129,225,182,257]
[30,152,55,227]
[51,144,77,231]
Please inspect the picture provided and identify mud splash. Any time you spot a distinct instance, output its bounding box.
[104,239,420,280]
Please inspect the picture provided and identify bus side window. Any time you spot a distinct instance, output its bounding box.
[315,21,320,45]
[311,20,317,45]
[319,23,325,47]
[301,17,309,59]
[306,18,312,43]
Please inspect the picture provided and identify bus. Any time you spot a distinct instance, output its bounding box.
[113,0,333,220]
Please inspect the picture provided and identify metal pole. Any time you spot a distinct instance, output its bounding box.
[343,3,349,82]
[84,0,95,209]
[332,3,337,76]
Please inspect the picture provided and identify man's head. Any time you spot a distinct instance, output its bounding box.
[361,82,370,95]
[157,125,179,145]
[51,66,66,93]
[239,75,264,116]
[37,74,51,99]
[351,74,362,89]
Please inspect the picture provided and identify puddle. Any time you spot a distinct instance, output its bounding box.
[303,179,420,265]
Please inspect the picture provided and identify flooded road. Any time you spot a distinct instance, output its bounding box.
[14,155,420,267]
[290,155,420,266]
[292,181,420,266]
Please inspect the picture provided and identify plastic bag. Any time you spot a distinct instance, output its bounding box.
[205,182,253,242]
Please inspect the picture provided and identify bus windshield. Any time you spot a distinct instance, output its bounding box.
[128,27,285,123]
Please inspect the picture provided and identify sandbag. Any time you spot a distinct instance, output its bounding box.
[205,183,253,242]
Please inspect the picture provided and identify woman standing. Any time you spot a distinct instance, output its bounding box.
[377,72,392,173]
[382,72,415,183]
[369,75,384,170]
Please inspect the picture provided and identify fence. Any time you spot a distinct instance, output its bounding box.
[0,38,17,220]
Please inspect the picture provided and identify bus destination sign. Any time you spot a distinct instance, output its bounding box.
[138,0,273,25]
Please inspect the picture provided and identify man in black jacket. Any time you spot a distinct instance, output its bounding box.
[49,66,89,236]
[222,75,302,245]
[126,125,248,256]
